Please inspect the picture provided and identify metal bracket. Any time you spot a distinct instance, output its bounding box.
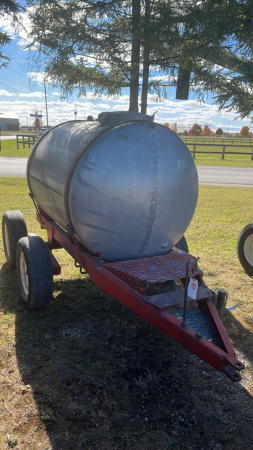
[75,260,86,274]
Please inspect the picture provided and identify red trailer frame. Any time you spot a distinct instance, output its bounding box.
[36,208,244,382]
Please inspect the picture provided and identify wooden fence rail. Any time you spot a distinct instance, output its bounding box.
[16,134,37,149]
[182,137,253,145]
[184,142,253,160]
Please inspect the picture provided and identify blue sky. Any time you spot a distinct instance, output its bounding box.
[0,9,251,132]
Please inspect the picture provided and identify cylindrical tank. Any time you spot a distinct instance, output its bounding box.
[27,111,198,262]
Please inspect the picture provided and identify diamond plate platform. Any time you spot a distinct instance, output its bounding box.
[105,248,202,293]
[170,304,222,348]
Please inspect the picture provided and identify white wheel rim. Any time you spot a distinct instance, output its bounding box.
[20,251,29,297]
[244,234,253,267]
[4,222,10,258]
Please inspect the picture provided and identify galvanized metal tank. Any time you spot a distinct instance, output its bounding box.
[27,111,198,262]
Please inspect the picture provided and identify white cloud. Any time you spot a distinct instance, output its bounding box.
[28,72,45,83]
[0,8,33,47]
[18,91,45,98]
[112,104,128,110]
[0,14,16,36]
[28,72,54,85]
[95,103,112,109]
[0,88,250,132]
[0,90,16,97]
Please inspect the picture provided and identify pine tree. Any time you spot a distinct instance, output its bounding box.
[0,1,21,67]
[26,0,253,118]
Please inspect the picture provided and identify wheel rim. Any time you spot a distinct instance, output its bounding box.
[244,234,253,268]
[4,222,10,258]
[20,251,29,297]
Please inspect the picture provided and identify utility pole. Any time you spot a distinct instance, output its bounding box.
[44,80,49,128]
[74,103,78,120]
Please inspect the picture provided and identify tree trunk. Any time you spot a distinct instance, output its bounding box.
[129,0,141,112]
[141,0,150,114]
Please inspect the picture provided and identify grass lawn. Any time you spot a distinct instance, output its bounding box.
[187,147,253,167]
[0,178,253,449]
[0,140,31,158]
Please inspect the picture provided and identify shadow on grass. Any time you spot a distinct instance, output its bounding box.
[1,262,253,450]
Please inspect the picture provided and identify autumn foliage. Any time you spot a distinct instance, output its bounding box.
[240,126,250,137]
[189,123,202,136]
[202,125,211,136]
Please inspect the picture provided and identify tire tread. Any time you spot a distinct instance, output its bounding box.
[2,210,27,267]
[17,236,53,308]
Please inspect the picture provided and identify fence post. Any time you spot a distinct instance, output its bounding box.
[16,135,19,149]
[222,145,225,159]
[193,144,196,159]
[251,147,253,161]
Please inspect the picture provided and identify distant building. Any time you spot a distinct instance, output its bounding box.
[0,112,19,131]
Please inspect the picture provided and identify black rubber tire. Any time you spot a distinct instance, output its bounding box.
[176,235,189,253]
[237,223,253,277]
[16,236,54,308]
[2,210,28,268]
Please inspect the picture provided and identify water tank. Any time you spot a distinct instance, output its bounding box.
[27,111,198,262]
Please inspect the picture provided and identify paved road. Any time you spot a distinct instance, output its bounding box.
[197,166,253,187]
[0,135,16,140]
[0,157,253,186]
[0,157,27,177]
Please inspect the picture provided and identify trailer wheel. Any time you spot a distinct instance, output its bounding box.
[237,223,253,277]
[2,210,27,268]
[176,235,189,253]
[16,236,53,308]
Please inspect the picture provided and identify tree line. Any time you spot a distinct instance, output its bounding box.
[164,124,252,137]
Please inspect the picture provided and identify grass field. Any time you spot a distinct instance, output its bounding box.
[0,140,31,158]
[1,136,253,167]
[0,178,253,449]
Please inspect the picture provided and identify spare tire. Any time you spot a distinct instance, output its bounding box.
[237,223,253,277]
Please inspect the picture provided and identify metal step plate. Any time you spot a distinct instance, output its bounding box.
[105,248,202,293]
[170,303,222,348]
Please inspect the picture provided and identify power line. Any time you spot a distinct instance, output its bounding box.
[0,73,28,89]
[4,49,27,72]
[8,64,30,79]
[0,80,22,93]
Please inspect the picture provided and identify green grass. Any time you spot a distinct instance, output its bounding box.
[0,140,31,157]
[190,151,253,167]
[1,178,253,450]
